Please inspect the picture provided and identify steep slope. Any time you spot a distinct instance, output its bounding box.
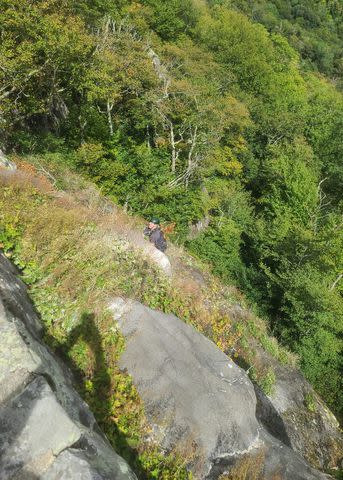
[1,158,342,479]
[1,0,342,422]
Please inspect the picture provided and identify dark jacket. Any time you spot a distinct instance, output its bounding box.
[143,226,167,252]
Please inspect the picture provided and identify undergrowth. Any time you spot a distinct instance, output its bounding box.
[0,176,191,478]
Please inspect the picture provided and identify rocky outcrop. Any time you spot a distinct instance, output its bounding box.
[109,298,333,480]
[226,305,343,472]
[254,347,343,471]
[0,247,340,480]
[141,242,172,276]
[110,298,261,477]
[0,253,137,480]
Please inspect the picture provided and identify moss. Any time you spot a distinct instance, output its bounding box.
[249,366,276,396]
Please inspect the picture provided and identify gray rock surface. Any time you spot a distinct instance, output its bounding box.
[0,253,137,480]
[110,297,260,476]
[250,344,343,471]
[0,246,338,480]
[0,149,16,170]
[141,242,172,276]
[0,376,80,479]
[109,298,332,480]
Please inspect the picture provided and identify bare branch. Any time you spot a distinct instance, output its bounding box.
[36,162,57,186]
[311,177,331,233]
[107,99,114,136]
[330,273,343,291]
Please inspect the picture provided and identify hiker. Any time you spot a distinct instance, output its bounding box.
[143,217,167,252]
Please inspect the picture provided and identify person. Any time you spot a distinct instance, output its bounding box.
[143,217,167,252]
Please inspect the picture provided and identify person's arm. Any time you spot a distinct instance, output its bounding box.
[143,227,151,236]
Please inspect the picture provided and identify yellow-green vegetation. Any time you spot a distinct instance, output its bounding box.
[250,367,276,397]
[304,392,317,414]
[0,159,298,477]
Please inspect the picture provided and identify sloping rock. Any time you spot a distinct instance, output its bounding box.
[141,242,172,276]
[0,253,137,480]
[0,376,80,479]
[226,306,343,472]
[109,298,332,480]
[0,255,42,338]
[110,298,260,476]
[255,355,343,471]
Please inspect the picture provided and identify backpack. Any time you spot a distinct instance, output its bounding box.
[157,230,167,252]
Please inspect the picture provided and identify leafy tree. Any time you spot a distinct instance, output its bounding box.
[0,0,94,147]
[138,0,199,40]
[305,74,343,202]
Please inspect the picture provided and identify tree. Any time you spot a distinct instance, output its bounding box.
[0,0,94,148]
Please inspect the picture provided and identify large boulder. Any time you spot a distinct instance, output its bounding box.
[110,298,260,478]
[141,242,172,276]
[109,298,332,480]
[0,253,137,480]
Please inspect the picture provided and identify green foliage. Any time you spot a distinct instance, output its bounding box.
[229,0,343,77]
[139,0,199,40]
[259,368,276,396]
[305,74,343,202]
[0,220,22,252]
[304,392,317,413]
[0,0,95,147]
[188,218,244,282]
[250,366,276,396]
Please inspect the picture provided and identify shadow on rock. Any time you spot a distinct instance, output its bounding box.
[0,378,40,480]
[235,355,292,448]
[47,311,150,479]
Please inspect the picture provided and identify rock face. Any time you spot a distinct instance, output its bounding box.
[0,248,339,480]
[225,305,343,472]
[109,298,333,480]
[110,298,260,477]
[254,349,343,471]
[0,253,137,480]
[141,242,172,276]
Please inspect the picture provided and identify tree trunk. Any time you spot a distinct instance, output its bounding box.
[185,126,198,188]
[107,100,114,136]
[330,273,342,291]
